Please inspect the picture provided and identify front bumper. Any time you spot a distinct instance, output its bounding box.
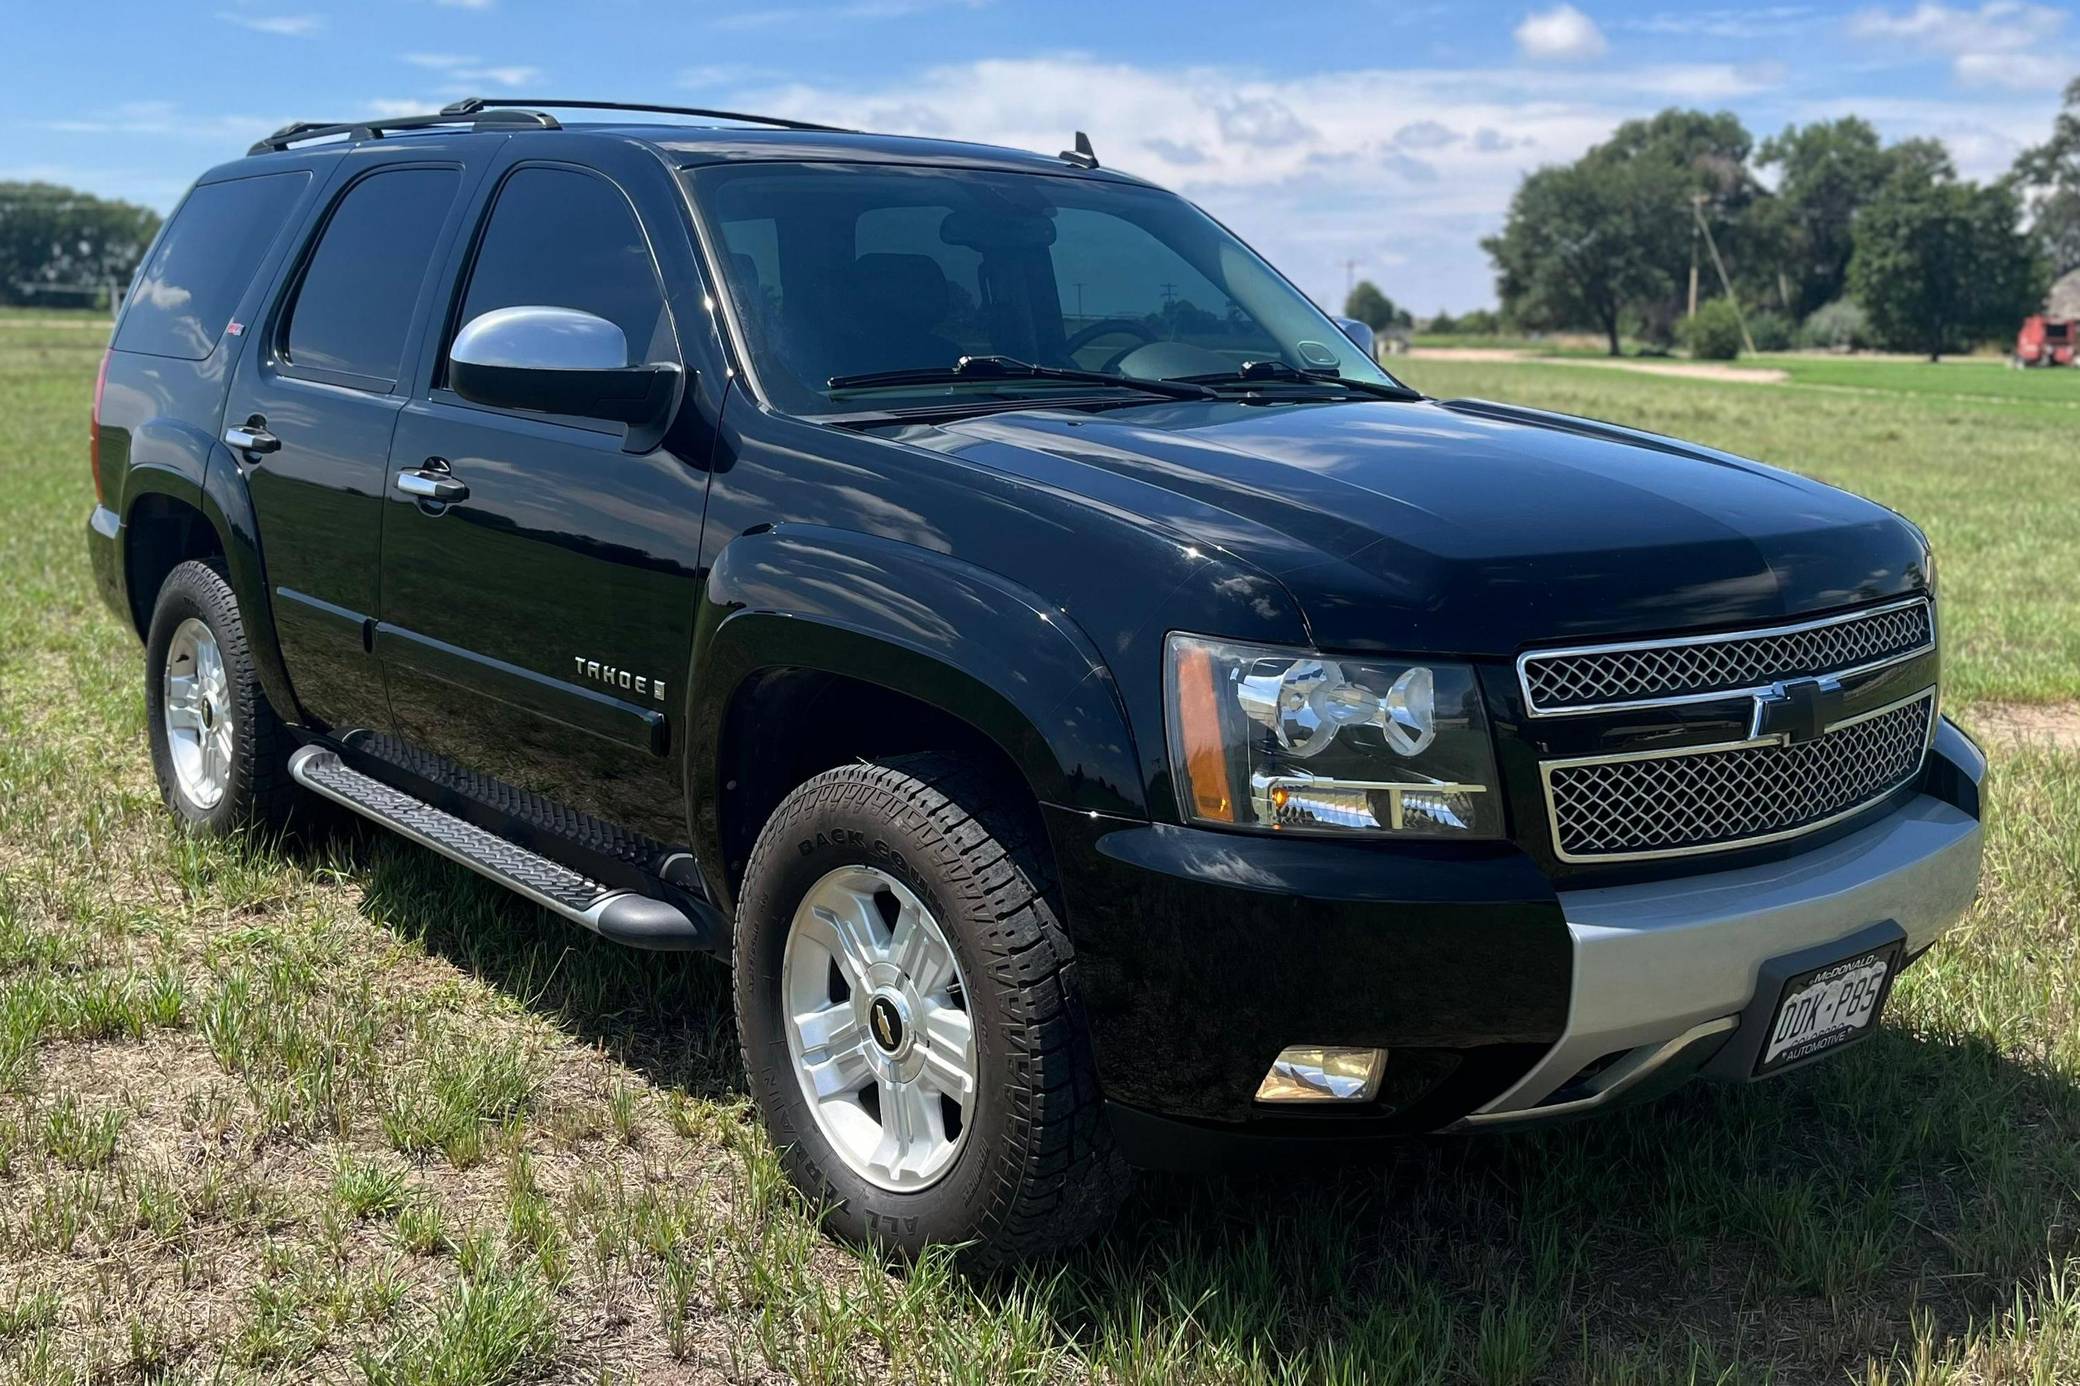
[1047,718,1985,1162]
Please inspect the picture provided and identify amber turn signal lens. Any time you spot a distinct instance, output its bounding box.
[1173,640,1236,823]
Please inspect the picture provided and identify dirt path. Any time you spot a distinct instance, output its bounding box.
[1963,702,2080,754]
[1405,346,1787,385]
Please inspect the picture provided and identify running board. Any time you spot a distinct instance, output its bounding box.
[289,746,712,951]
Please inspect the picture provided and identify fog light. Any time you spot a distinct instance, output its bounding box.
[1255,1046,1388,1103]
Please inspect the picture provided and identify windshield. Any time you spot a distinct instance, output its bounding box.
[685,162,1406,416]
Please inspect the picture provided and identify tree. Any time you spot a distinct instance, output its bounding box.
[1484,156,1688,355]
[1848,166,2045,361]
[1342,280,1410,331]
[2012,76,2080,276]
[1756,118,1893,317]
[0,182,160,307]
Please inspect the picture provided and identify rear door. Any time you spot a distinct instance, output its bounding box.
[374,143,716,844]
[221,143,487,733]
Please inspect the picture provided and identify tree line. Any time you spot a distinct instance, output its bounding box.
[1347,78,2080,362]
[0,183,161,308]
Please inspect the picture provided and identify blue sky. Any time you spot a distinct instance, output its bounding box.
[6,1,2074,310]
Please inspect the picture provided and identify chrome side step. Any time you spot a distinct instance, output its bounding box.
[289,746,709,951]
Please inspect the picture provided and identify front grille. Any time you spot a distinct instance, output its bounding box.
[1544,692,1935,861]
[1520,599,1932,715]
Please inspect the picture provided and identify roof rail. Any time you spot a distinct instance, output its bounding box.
[248,106,558,156]
[439,96,856,135]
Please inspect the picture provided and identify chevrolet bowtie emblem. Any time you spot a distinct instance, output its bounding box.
[1750,675,1846,745]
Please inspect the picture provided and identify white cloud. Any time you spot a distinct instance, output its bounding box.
[1514,4,1609,62]
[1955,50,2078,89]
[712,0,986,29]
[398,53,541,89]
[723,55,1717,310]
[215,11,324,36]
[1618,6,1816,39]
[1849,2,2076,87]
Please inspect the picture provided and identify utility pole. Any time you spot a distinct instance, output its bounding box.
[1687,200,1701,320]
[1689,193,1756,355]
[1344,258,1358,303]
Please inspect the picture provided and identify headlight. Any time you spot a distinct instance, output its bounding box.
[1165,634,1502,837]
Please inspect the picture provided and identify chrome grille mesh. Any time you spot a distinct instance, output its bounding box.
[1545,693,1934,861]
[1521,600,1932,714]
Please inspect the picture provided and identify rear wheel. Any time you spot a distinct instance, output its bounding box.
[144,560,299,835]
[734,754,1128,1267]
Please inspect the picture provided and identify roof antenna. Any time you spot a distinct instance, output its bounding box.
[1059,131,1099,170]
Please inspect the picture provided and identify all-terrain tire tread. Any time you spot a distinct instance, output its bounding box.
[735,753,1129,1267]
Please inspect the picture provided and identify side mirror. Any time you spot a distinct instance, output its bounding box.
[448,306,683,450]
[1331,316,1378,361]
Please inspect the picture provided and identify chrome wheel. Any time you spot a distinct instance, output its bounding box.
[781,865,976,1192]
[163,617,233,811]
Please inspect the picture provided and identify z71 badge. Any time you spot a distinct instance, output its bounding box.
[573,658,667,703]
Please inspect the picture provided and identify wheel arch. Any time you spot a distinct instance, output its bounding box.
[685,525,1147,909]
[120,446,302,728]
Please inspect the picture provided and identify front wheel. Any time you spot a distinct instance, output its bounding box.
[734,755,1128,1267]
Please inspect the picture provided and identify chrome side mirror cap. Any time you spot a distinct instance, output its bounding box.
[1331,316,1378,361]
[448,306,683,451]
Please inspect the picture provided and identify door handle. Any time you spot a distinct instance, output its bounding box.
[396,470,469,504]
[223,425,280,455]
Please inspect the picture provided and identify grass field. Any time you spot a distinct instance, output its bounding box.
[2,313,2078,1384]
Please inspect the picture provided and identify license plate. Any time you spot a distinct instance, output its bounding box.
[1756,944,1900,1074]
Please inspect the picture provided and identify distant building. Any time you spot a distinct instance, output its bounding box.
[2051,268,2080,320]
[2051,268,2080,319]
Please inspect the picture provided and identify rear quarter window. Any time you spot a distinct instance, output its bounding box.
[114,171,310,361]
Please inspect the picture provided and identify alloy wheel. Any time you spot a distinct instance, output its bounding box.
[780,865,977,1192]
[163,617,234,811]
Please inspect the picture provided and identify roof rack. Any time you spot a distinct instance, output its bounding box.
[249,106,558,155]
[439,96,856,135]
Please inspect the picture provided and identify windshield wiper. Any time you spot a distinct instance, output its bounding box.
[828,355,1217,401]
[1169,359,1423,401]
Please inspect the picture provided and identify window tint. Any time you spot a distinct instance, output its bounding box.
[284,167,459,385]
[455,168,669,369]
[114,172,309,361]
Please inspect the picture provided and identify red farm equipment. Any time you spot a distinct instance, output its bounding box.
[2014,315,2077,368]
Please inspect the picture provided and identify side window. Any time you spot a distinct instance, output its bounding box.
[283,167,460,388]
[114,171,310,361]
[453,167,670,371]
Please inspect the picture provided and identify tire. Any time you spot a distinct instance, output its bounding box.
[734,754,1128,1267]
[143,559,300,835]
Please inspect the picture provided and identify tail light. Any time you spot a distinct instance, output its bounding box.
[90,349,111,504]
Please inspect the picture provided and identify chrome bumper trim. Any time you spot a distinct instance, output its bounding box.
[1467,788,1982,1122]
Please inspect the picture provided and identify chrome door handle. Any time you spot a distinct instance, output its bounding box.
[223,425,280,454]
[395,470,469,503]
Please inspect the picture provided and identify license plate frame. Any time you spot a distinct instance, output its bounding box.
[1754,940,1904,1076]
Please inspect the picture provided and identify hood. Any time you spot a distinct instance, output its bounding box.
[892,396,1930,656]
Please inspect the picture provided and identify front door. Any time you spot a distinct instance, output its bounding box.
[375,154,711,844]
[222,148,479,733]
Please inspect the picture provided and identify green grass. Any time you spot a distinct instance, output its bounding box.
[1397,355,2080,705]
[1751,353,2080,407]
[0,309,2076,1381]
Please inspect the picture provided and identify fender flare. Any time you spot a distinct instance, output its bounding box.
[120,432,302,726]
[684,525,1146,871]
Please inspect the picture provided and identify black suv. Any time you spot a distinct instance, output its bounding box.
[87,99,1985,1266]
